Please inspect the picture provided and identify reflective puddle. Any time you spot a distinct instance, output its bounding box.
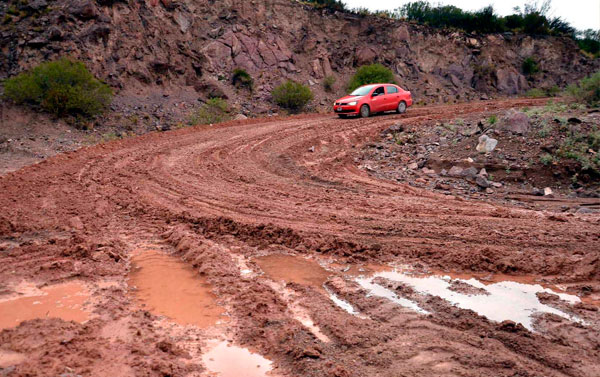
[0,281,90,330]
[129,250,224,328]
[202,340,273,377]
[361,271,583,330]
[254,254,329,291]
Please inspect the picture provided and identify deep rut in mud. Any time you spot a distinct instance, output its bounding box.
[1,99,599,377]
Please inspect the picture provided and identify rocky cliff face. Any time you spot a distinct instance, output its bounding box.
[1,0,598,119]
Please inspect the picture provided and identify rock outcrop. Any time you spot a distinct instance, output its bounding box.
[0,0,598,115]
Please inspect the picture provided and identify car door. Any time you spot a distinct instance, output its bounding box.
[385,85,400,111]
[370,86,385,112]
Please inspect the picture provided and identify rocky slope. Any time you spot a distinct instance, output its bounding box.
[1,0,598,122]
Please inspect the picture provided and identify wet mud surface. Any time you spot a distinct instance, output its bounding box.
[1,99,599,376]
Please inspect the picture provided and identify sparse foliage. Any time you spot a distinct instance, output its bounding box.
[188,98,231,125]
[323,76,336,92]
[232,68,253,91]
[522,57,540,76]
[3,58,112,118]
[348,64,395,92]
[566,71,600,107]
[272,80,313,112]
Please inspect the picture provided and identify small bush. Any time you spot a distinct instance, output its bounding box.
[272,80,313,112]
[522,57,539,76]
[539,153,554,165]
[323,76,336,92]
[526,88,546,98]
[3,58,112,118]
[232,68,253,91]
[348,64,395,92]
[188,98,230,125]
[488,114,497,125]
[303,0,345,11]
[566,71,600,107]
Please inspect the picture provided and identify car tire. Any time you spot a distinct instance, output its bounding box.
[396,101,407,114]
[360,104,370,118]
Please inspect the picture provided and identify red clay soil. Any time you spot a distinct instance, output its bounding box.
[1,99,599,377]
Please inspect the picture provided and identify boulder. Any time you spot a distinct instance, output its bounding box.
[501,110,530,135]
[355,46,377,66]
[476,134,498,153]
[476,176,490,188]
[461,167,479,179]
[193,79,228,99]
[68,0,98,19]
[448,166,463,177]
[234,114,247,120]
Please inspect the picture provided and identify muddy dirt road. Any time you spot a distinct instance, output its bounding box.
[1,99,599,377]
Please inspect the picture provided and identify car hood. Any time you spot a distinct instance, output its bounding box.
[337,95,364,103]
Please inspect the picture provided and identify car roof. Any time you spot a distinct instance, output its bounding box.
[358,83,398,89]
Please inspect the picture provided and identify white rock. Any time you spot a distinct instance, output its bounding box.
[476,134,498,154]
[544,187,553,196]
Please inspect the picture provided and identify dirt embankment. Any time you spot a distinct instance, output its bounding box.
[0,99,599,376]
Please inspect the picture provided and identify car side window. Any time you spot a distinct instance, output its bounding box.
[373,87,385,96]
[386,86,398,94]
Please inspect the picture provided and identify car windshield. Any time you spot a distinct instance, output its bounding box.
[350,85,376,96]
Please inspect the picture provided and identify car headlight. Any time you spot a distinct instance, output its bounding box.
[347,101,357,106]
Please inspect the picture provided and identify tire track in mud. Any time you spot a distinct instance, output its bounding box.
[1,99,599,377]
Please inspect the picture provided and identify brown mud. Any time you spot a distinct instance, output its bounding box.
[0,99,599,376]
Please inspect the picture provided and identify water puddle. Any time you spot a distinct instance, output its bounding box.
[0,281,90,330]
[129,250,224,328]
[254,254,329,291]
[361,270,583,330]
[202,340,273,377]
[324,287,365,318]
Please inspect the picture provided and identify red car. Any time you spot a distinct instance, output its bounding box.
[333,83,412,118]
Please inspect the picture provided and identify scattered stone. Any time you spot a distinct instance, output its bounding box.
[415,178,427,184]
[491,182,503,188]
[234,114,247,120]
[543,187,553,197]
[532,188,544,196]
[476,134,498,153]
[461,167,479,178]
[308,146,315,153]
[448,166,463,177]
[466,157,474,163]
[422,167,436,175]
[485,188,494,194]
[440,168,448,176]
[407,162,418,170]
[478,168,488,177]
[501,110,530,135]
[577,207,598,214]
[68,0,98,19]
[475,176,490,188]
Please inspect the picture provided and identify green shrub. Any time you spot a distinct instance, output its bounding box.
[566,71,600,106]
[488,114,497,125]
[232,68,253,91]
[539,153,554,165]
[526,88,546,98]
[348,64,395,92]
[3,58,112,118]
[187,98,230,125]
[272,80,313,112]
[303,0,345,11]
[522,57,540,76]
[323,76,336,92]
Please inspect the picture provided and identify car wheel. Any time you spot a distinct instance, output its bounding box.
[360,104,370,118]
[396,101,407,114]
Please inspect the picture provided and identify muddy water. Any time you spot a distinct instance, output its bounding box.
[0,281,90,330]
[202,340,273,377]
[254,254,330,290]
[129,250,224,327]
[364,271,583,330]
